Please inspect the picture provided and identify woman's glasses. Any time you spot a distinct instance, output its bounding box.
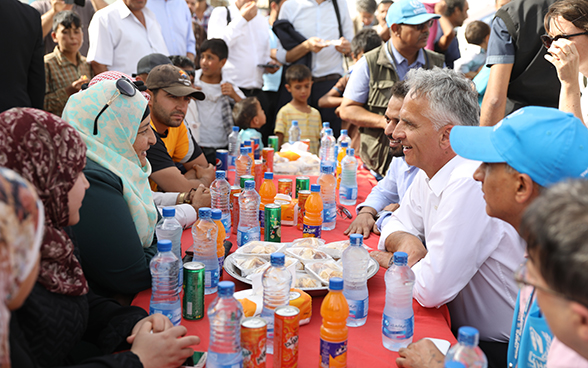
[93,78,137,135]
[540,31,588,49]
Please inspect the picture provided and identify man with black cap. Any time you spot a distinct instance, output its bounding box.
[145,64,215,193]
[133,52,172,82]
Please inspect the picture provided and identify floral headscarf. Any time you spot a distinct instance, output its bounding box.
[63,80,157,247]
[0,168,44,368]
[0,108,89,296]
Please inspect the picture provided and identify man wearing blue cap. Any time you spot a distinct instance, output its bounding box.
[340,0,444,178]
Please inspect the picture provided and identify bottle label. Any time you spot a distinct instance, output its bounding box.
[259,209,265,231]
[150,305,181,326]
[302,224,321,238]
[238,229,261,246]
[320,338,347,368]
[348,297,368,320]
[382,314,414,340]
[221,217,231,234]
[323,206,336,223]
[229,155,236,168]
[205,269,219,289]
[340,186,357,201]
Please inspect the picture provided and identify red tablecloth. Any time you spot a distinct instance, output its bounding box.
[133,165,457,367]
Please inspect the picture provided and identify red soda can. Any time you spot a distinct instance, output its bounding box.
[231,191,240,235]
[278,179,293,197]
[241,316,267,368]
[254,159,263,192]
[262,147,274,173]
[274,305,300,368]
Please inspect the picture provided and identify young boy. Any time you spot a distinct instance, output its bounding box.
[193,38,245,164]
[454,20,491,79]
[44,10,91,116]
[233,97,266,149]
[274,64,321,154]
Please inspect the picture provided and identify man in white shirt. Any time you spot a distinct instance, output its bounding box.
[146,0,196,60]
[374,67,524,359]
[87,0,169,76]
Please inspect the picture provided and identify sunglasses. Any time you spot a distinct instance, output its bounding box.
[337,205,352,219]
[402,19,434,32]
[93,78,137,135]
[540,31,588,49]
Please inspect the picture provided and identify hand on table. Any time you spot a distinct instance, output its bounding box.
[397,339,445,368]
[131,322,200,368]
[193,163,215,184]
[190,184,211,210]
[127,313,173,344]
[344,212,379,239]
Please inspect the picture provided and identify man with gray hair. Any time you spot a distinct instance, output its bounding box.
[373,67,524,362]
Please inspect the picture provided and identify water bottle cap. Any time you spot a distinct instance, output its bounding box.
[393,251,408,265]
[246,147,252,153]
[323,122,330,128]
[198,207,211,218]
[350,233,363,246]
[329,277,343,290]
[270,252,285,266]
[162,207,175,217]
[215,170,226,179]
[347,148,355,156]
[211,208,222,220]
[292,120,298,126]
[341,141,348,148]
[444,362,466,368]
[457,326,479,347]
[243,140,251,146]
[325,128,333,135]
[253,137,260,143]
[232,126,239,132]
[240,147,248,154]
[244,180,255,190]
[341,129,347,135]
[320,163,333,174]
[218,281,235,296]
[311,184,321,192]
[264,172,273,180]
[157,239,172,252]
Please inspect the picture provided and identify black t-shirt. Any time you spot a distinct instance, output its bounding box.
[147,129,203,174]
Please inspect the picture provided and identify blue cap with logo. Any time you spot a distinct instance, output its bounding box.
[450,106,588,187]
[386,0,440,27]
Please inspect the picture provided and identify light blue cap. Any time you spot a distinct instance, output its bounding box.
[386,0,440,27]
[244,180,255,190]
[232,126,239,132]
[350,233,363,246]
[341,141,349,147]
[450,106,588,187]
[264,172,273,180]
[211,208,222,220]
[199,207,211,218]
[157,239,172,252]
[215,170,226,179]
[323,122,330,128]
[162,207,175,217]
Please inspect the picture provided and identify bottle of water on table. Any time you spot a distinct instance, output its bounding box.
[261,252,292,354]
[156,207,183,287]
[238,180,261,246]
[228,126,240,174]
[318,162,337,231]
[339,148,358,206]
[289,120,301,143]
[211,170,232,238]
[149,240,181,326]
[191,207,219,294]
[343,233,369,327]
[445,326,488,368]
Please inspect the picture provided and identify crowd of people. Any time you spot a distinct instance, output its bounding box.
[1,0,588,366]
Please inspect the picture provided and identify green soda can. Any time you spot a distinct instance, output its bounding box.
[183,262,205,320]
[240,175,255,189]
[264,204,281,242]
[268,135,279,153]
[295,176,310,199]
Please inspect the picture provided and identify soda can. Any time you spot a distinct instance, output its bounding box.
[278,179,293,197]
[183,262,205,320]
[296,190,311,231]
[253,137,261,160]
[232,192,240,235]
[254,160,264,192]
[295,176,309,199]
[215,149,229,171]
[248,141,255,161]
[274,306,300,368]
[268,135,279,153]
[241,317,267,368]
[262,147,274,173]
[240,175,255,189]
[264,204,281,242]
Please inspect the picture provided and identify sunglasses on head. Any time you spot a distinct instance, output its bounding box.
[93,78,137,135]
[540,30,588,49]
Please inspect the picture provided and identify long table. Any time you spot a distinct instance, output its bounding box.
[133,165,457,367]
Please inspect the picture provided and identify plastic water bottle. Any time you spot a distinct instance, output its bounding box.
[211,209,226,277]
[445,327,488,368]
[149,240,181,326]
[211,170,232,238]
[238,180,261,246]
[318,163,336,231]
[155,207,183,287]
[320,122,330,140]
[235,146,253,186]
[228,126,240,173]
[260,252,292,354]
[337,129,351,148]
[446,363,467,368]
[288,120,301,143]
[191,207,219,295]
[383,251,415,351]
[207,281,244,368]
[319,128,336,168]
[339,148,358,206]
[342,234,369,327]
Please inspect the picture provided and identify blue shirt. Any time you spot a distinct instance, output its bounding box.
[263,19,283,92]
[146,0,196,56]
[486,17,515,66]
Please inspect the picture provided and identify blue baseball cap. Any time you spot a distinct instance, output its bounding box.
[450,106,588,187]
[386,0,440,27]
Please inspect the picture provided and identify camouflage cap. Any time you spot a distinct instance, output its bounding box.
[145,64,205,100]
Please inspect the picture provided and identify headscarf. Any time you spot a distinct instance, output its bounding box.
[63,80,157,247]
[0,168,44,368]
[0,108,89,296]
[88,70,152,102]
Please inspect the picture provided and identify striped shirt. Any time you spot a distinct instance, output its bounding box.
[274,103,321,154]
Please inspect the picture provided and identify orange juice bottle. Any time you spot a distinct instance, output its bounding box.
[211,209,226,276]
[336,142,348,189]
[319,277,349,368]
[259,172,277,236]
[303,184,323,238]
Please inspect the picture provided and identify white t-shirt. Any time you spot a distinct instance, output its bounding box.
[196,81,226,148]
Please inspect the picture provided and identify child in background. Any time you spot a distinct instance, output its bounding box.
[44,10,92,117]
[453,21,491,79]
[274,64,321,154]
[233,97,266,149]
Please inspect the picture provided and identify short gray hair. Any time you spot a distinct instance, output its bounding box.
[356,0,377,14]
[404,67,480,130]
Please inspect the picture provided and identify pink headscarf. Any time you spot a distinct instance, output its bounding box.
[89,71,152,101]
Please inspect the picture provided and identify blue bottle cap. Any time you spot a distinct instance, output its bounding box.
[347,148,355,156]
[350,234,363,246]
[211,208,222,220]
[232,126,239,132]
[320,163,333,174]
[253,137,260,143]
[215,170,226,179]
[457,326,479,347]
[329,277,343,291]
[341,141,349,148]
[240,147,248,154]
[264,172,273,180]
[157,239,172,252]
[311,184,321,192]
[244,180,255,190]
[218,281,235,296]
[243,140,251,146]
[246,147,252,153]
[325,128,333,135]
[292,120,298,126]
[162,207,175,217]
[444,362,466,368]
[270,252,285,266]
[341,129,347,135]
[393,251,408,266]
[198,207,211,219]
[323,122,330,128]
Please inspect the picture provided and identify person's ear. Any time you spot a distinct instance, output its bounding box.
[219,58,227,69]
[570,302,588,343]
[285,83,292,93]
[515,173,537,205]
[251,115,259,127]
[390,23,401,37]
[51,31,58,43]
[439,125,452,150]
[147,90,155,108]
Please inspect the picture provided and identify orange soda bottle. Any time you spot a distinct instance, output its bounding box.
[319,277,349,368]
[303,184,323,238]
[259,172,277,236]
[336,142,348,190]
[211,209,226,276]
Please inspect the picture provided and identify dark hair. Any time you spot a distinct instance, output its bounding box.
[545,0,588,33]
[232,97,259,129]
[465,21,491,45]
[52,10,81,32]
[200,38,229,60]
[285,64,312,84]
[444,0,466,17]
[169,55,196,70]
[521,179,588,307]
[390,81,408,99]
[351,28,382,57]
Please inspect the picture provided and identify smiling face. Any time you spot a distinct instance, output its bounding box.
[133,116,157,167]
[67,172,90,226]
[384,95,405,157]
[548,16,588,75]
[52,24,83,56]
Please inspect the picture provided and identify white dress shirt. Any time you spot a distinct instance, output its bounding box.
[276,0,354,78]
[208,5,270,90]
[152,192,197,229]
[146,0,196,56]
[87,0,169,76]
[378,155,525,342]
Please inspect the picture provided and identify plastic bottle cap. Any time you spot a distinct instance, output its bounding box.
[329,277,343,290]
[341,141,348,148]
[347,148,355,156]
[311,184,321,192]
[393,251,408,266]
[218,281,235,296]
[215,170,226,179]
[264,172,273,180]
[320,163,333,174]
[157,239,172,252]
[244,140,251,146]
[198,207,211,219]
[270,252,285,266]
[211,208,222,220]
[244,180,255,190]
[457,326,479,347]
[292,120,298,126]
[341,129,347,135]
[323,122,330,128]
[162,207,175,217]
[325,128,333,135]
[444,362,466,368]
[246,147,252,153]
[232,126,239,132]
[350,233,363,246]
[240,147,248,154]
